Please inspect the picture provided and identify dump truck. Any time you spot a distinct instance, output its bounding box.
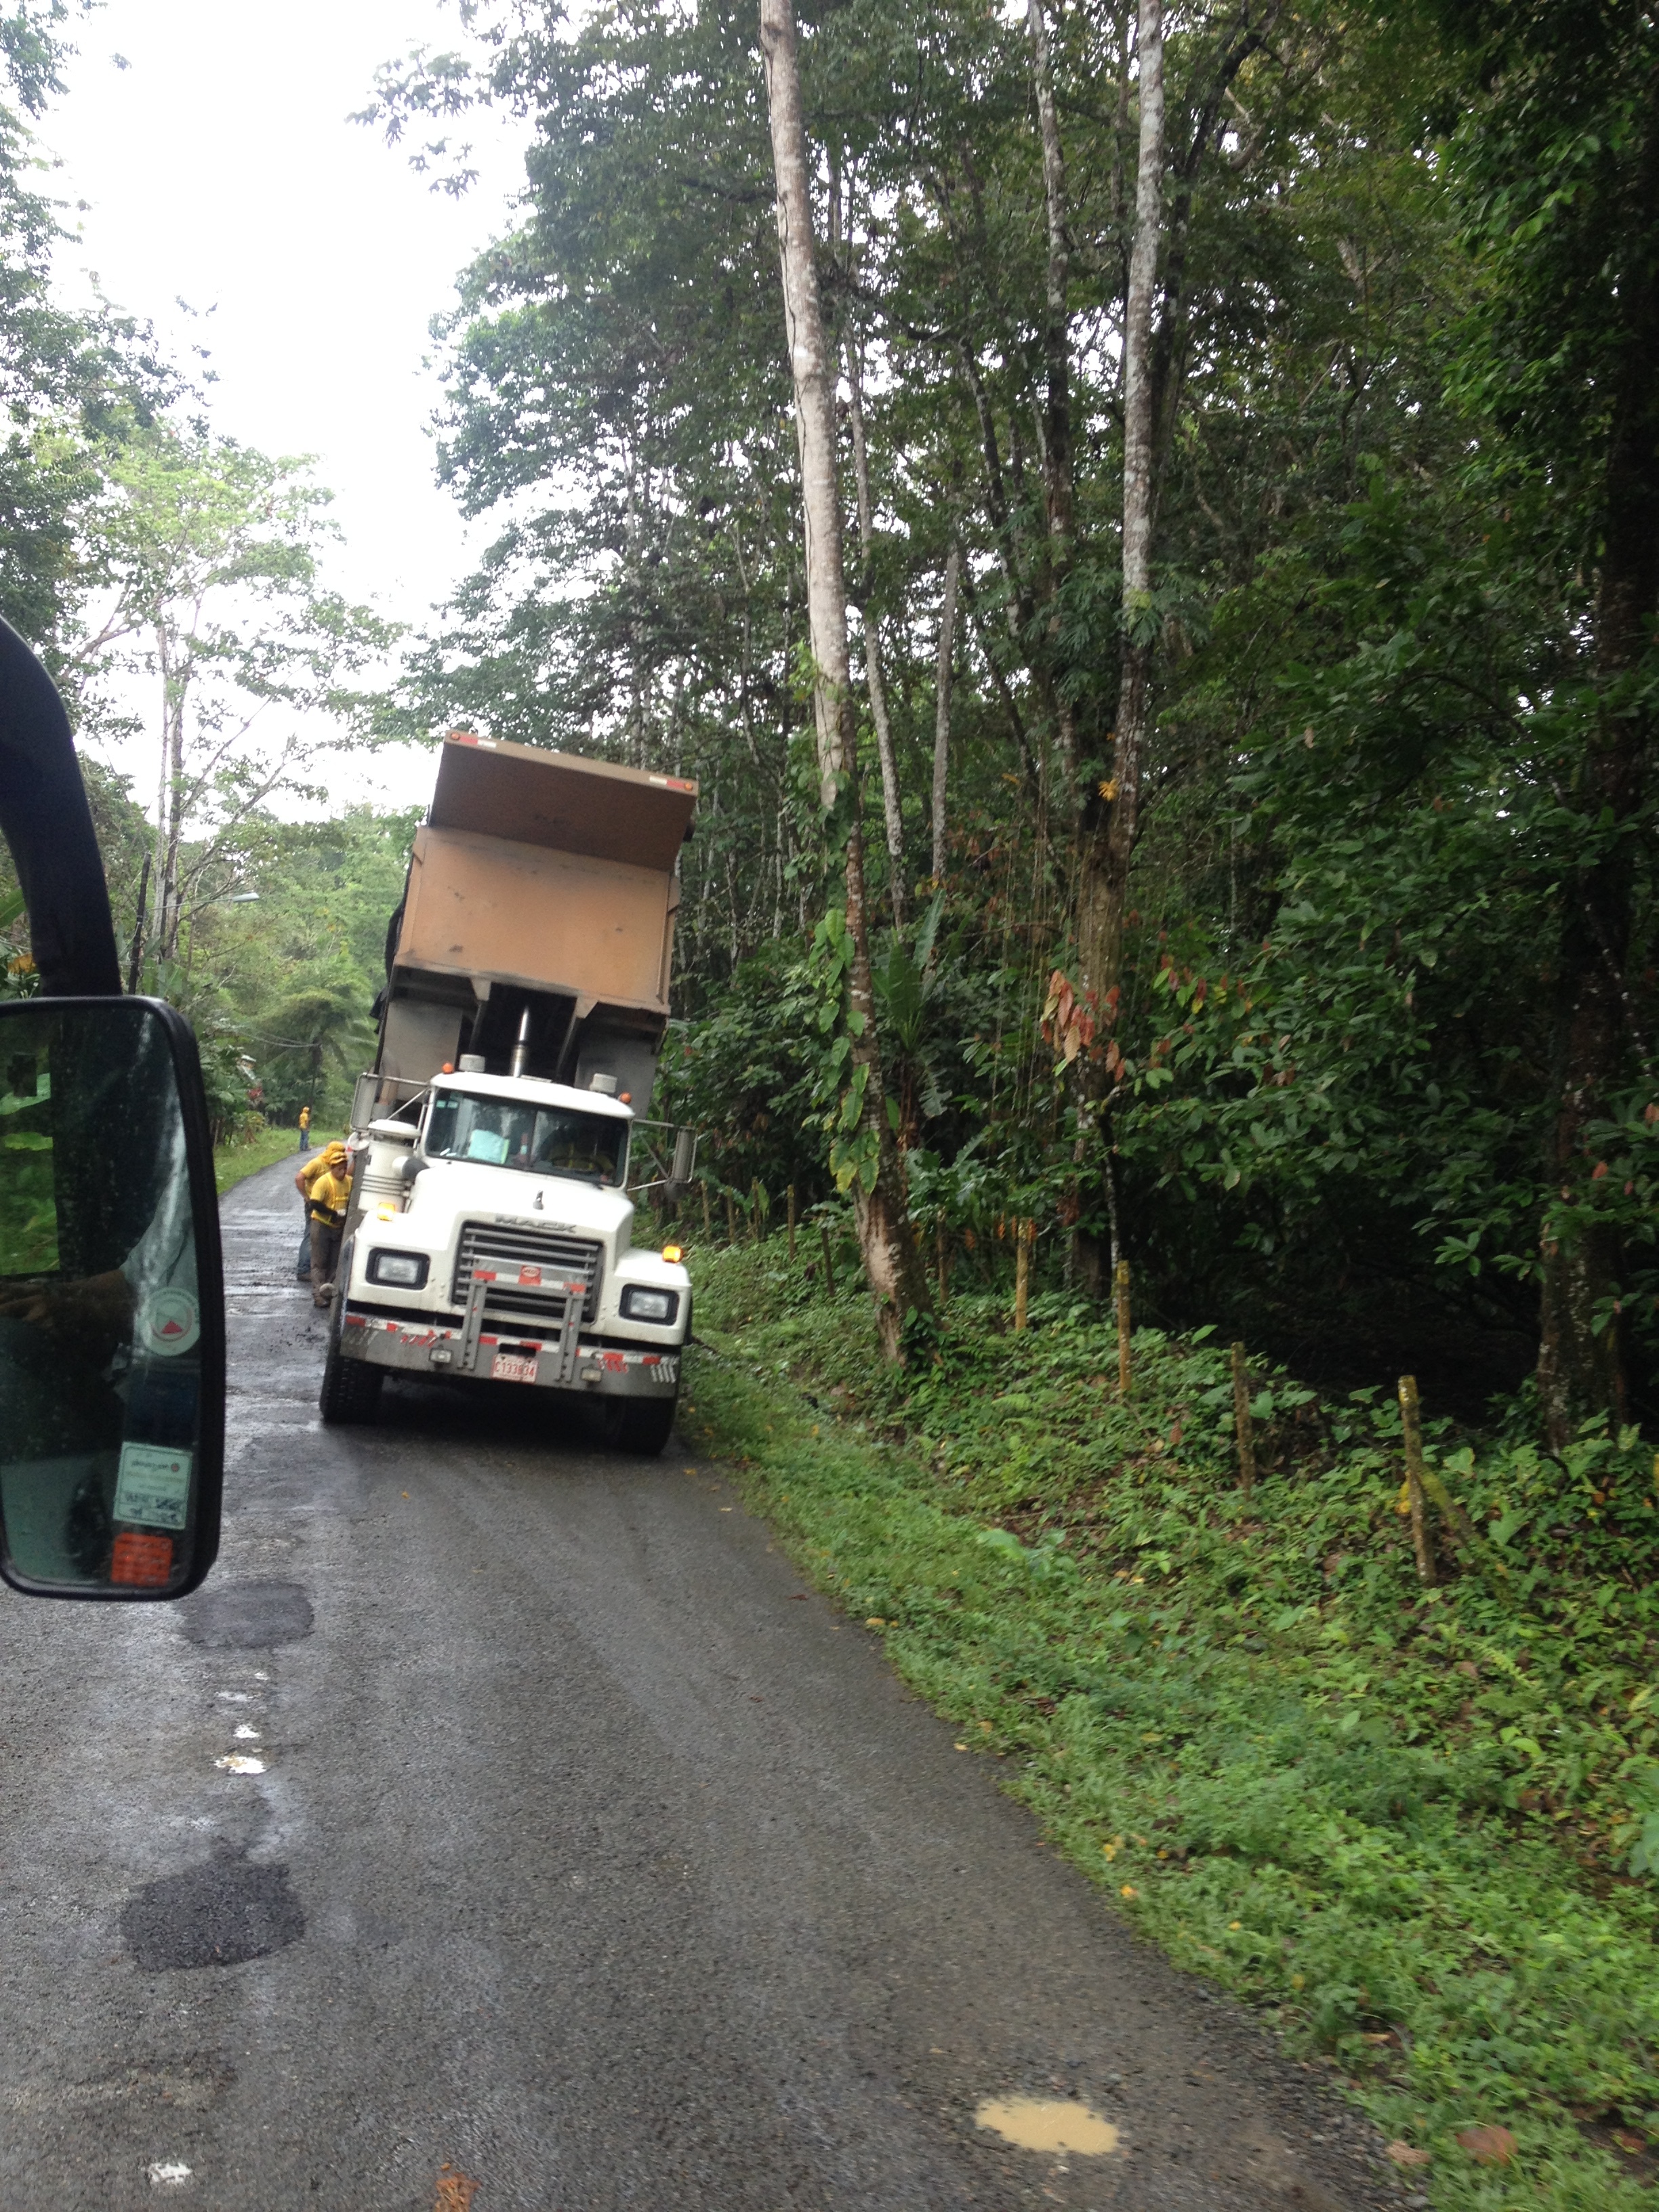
[318,734,697,1454]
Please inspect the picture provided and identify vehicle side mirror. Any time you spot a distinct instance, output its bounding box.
[667,1126,697,1198]
[0,996,224,1598]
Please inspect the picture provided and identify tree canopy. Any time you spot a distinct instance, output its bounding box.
[362,0,1656,1425]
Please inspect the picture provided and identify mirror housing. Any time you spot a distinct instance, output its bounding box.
[0,996,224,1599]
[668,1126,698,1197]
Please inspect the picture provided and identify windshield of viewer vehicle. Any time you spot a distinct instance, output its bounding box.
[424,1092,626,1185]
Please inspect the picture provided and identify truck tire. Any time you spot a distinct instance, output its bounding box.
[603,1391,677,1457]
[319,1301,382,1427]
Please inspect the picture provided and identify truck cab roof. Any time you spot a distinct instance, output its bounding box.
[428,1070,636,1120]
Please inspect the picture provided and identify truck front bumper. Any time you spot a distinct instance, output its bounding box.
[338,1306,679,1395]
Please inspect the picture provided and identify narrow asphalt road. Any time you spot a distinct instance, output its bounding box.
[0,1159,1401,2211]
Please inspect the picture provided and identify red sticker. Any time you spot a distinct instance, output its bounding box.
[111,1532,174,1587]
[518,1265,542,1286]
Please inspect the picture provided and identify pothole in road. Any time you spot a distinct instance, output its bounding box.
[175,1580,312,1649]
[975,2097,1121,2156]
[121,1857,304,1971]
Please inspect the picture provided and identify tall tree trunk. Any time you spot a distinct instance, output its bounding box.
[1027,0,1078,796]
[153,637,188,966]
[845,339,907,926]
[1536,96,1659,1444]
[124,846,151,995]
[1101,0,1164,991]
[759,0,930,1358]
[931,544,960,883]
[1073,0,1164,1296]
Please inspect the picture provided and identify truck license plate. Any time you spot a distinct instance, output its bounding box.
[491,1351,538,1384]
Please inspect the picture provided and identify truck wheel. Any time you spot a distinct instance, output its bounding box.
[603,1392,677,1457]
[319,1305,382,1427]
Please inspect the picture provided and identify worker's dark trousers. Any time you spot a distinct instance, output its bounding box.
[309,1219,342,1307]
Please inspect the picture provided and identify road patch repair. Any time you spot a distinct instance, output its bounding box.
[120,1853,305,1971]
[175,1579,314,1648]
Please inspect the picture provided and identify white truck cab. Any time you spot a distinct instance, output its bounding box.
[322,1069,691,1452]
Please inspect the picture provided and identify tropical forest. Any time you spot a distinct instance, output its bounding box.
[3,0,1658,2199]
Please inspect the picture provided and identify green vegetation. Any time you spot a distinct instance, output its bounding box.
[0,7,398,1141]
[367,0,1658,1443]
[213,1124,340,1199]
[687,1233,1659,2207]
[0,0,1647,2173]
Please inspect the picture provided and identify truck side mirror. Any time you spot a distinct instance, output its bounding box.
[668,1126,697,1197]
[0,996,224,1599]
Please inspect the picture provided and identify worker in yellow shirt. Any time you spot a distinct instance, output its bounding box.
[297,1103,312,1153]
[295,1141,350,1305]
[293,1140,337,1279]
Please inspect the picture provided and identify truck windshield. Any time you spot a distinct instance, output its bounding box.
[424,1092,626,1185]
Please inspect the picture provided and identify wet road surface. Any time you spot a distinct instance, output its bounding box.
[0,1160,1400,2209]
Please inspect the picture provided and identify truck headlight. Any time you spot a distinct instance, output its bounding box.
[619,1285,679,1325]
[367,1248,429,1290]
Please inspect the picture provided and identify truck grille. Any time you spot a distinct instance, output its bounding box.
[453,1221,603,1324]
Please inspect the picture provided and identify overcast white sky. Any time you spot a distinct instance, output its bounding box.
[39,0,530,814]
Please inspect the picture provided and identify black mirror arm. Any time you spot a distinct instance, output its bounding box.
[0,617,121,997]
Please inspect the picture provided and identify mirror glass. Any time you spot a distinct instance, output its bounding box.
[0,1000,221,1596]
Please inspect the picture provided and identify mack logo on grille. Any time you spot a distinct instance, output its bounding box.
[455,1222,602,1323]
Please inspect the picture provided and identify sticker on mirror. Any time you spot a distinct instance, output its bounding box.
[113,1441,192,1531]
[138,1289,199,1357]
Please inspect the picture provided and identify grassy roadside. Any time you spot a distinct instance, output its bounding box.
[682,1235,1659,2212]
[213,1125,340,1196]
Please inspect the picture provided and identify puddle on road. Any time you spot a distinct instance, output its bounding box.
[975,2096,1121,2156]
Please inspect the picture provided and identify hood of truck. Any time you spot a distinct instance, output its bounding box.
[402,1161,635,1247]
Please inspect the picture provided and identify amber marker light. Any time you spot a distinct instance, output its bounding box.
[661,1244,683,1263]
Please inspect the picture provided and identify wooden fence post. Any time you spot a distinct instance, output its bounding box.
[724,1190,738,1244]
[1397,1374,1437,1586]
[701,1182,712,1237]
[1014,1218,1031,1331]
[1231,1341,1256,1497]
[787,1184,797,1261]
[750,1179,764,1242]
[1115,1261,1132,1397]
[935,1220,949,1305]
[819,1222,837,1296]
